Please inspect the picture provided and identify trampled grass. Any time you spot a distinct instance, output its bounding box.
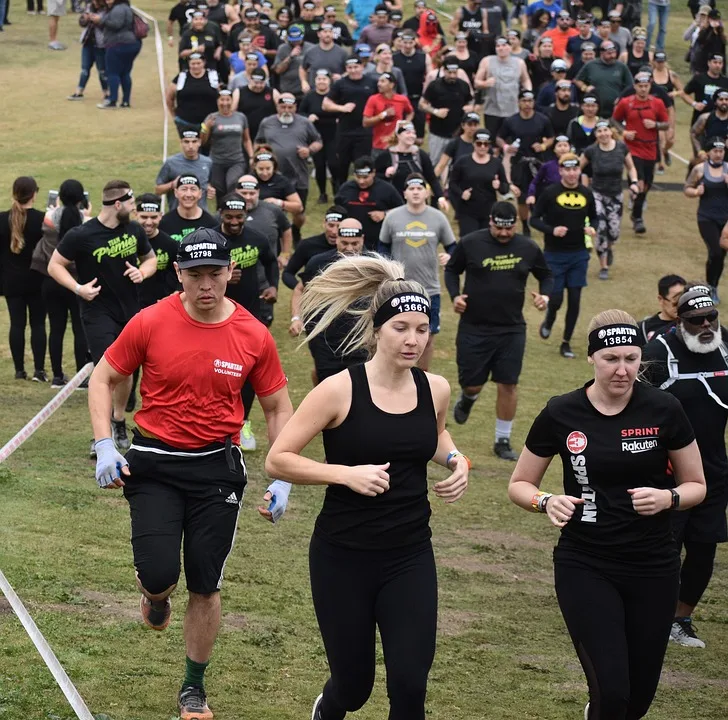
[0,3,726,719]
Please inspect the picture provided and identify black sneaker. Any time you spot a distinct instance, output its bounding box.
[453,395,474,424]
[493,438,518,461]
[32,370,48,383]
[317,193,328,204]
[125,392,137,413]
[77,377,89,390]
[51,375,68,389]
[120,101,130,108]
[15,370,27,380]
[111,418,130,451]
[632,216,646,234]
[560,342,575,359]
[539,321,552,339]
[311,693,323,720]
[140,594,171,631]
[178,685,213,720]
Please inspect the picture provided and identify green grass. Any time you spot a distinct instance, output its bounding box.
[0,3,727,719]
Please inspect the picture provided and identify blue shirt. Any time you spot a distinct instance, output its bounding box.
[526,0,562,29]
[346,0,380,40]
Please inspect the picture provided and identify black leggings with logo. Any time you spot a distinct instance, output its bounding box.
[555,560,678,720]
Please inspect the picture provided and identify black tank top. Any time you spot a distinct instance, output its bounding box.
[698,161,728,223]
[393,50,427,98]
[705,111,728,143]
[316,364,438,550]
[626,47,647,78]
[652,73,674,95]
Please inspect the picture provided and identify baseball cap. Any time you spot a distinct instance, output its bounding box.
[177,228,231,269]
[709,9,721,19]
[551,59,568,72]
[654,51,667,61]
[287,25,303,40]
[356,43,373,58]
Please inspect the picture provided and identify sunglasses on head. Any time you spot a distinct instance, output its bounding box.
[683,311,719,325]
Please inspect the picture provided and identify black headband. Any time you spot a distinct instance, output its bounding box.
[338,226,364,237]
[325,212,344,222]
[237,180,259,190]
[405,177,426,188]
[373,292,431,328]
[678,290,715,317]
[138,202,161,213]
[354,167,373,176]
[254,153,273,162]
[587,324,640,355]
[222,199,246,212]
[177,176,200,188]
[103,190,133,205]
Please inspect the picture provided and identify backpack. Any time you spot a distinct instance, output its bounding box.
[389,149,423,178]
[132,10,149,40]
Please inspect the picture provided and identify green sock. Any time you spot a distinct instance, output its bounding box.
[184,657,209,690]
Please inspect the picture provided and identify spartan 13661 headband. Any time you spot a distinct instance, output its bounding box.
[587,324,639,355]
[373,292,431,328]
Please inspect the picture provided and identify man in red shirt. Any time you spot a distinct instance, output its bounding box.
[539,10,578,60]
[87,228,294,720]
[612,70,670,234]
[362,71,414,153]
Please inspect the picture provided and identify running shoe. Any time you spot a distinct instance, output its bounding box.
[539,321,551,339]
[453,395,473,424]
[311,693,323,720]
[632,217,646,234]
[598,268,609,280]
[560,342,575,359]
[178,685,213,720]
[111,418,130,451]
[584,701,590,720]
[240,421,257,452]
[51,375,68,388]
[14,370,27,380]
[656,164,665,175]
[140,595,171,631]
[493,438,518,461]
[669,618,706,648]
[32,370,48,383]
[48,41,66,50]
[317,193,328,204]
[77,377,89,390]
[67,92,84,100]
[96,100,117,109]
[89,439,97,460]
[120,101,131,108]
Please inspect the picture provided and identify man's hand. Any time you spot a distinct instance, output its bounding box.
[368,210,385,222]
[289,318,304,336]
[385,165,396,177]
[277,253,289,269]
[260,286,278,303]
[308,113,319,123]
[229,267,242,285]
[526,195,536,206]
[291,45,302,56]
[623,130,636,141]
[297,145,311,159]
[553,226,568,237]
[482,76,496,88]
[437,196,449,212]
[78,278,102,301]
[301,80,311,93]
[434,107,449,119]
[124,261,145,284]
[94,438,129,489]
[694,102,706,112]
[207,185,216,200]
[642,118,656,129]
[585,226,596,238]
[531,290,548,311]
[341,102,356,113]
[438,252,450,266]
[453,294,468,314]
[257,479,291,523]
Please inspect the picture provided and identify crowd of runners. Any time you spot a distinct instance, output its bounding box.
[1,0,727,718]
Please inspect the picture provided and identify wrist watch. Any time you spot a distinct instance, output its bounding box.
[669,488,680,510]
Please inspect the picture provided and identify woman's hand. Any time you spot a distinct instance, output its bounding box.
[343,463,391,496]
[434,457,468,503]
[545,494,584,528]
[385,166,396,177]
[627,487,672,516]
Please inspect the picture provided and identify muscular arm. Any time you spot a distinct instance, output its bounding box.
[684,162,704,197]
[89,357,132,442]
[690,113,709,155]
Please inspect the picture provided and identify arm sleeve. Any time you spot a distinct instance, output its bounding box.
[448,158,465,199]
[531,247,554,297]
[421,151,443,199]
[443,241,466,300]
[247,330,288,398]
[282,244,308,289]
[524,405,558,458]
[104,311,148,376]
[529,188,553,235]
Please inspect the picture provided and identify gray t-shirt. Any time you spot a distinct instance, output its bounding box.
[366,66,408,96]
[255,114,322,190]
[379,205,456,296]
[155,153,213,210]
[273,41,316,94]
[203,111,248,164]
[247,201,291,255]
[609,27,632,54]
[584,140,628,196]
[303,43,349,86]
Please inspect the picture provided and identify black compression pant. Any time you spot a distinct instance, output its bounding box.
[42,277,88,378]
[698,219,726,288]
[314,128,338,196]
[678,540,718,608]
[335,132,372,187]
[457,214,490,238]
[6,293,46,374]
[309,535,437,720]
[555,562,678,720]
[545,287,582,343]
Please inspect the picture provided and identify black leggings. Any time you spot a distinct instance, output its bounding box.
[42,277,88,377]
[698,219,726,288]
[545,287,582,343]
[313,128,338,196]
[309,535,437,720]
[678,540,718,608]
[335,132,373,187]
[457,214,489,238]
[555,561,678,720]
[6,293,46,374]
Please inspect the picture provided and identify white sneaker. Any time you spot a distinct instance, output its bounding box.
[584,701,590,720]
[669,618,706,648]
[240,420,257,452]
[311,693,323,720]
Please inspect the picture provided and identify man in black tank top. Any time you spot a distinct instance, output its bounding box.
[393,30,430,140]
[690,89,728,155]
[449,0,489,56]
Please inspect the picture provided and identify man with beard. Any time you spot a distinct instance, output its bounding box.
[48,180,157,455]
[575,40,633,117]
[643,286,728,649]
[691,88,728,155]
[681,54,728,131]
[544,80,579,136]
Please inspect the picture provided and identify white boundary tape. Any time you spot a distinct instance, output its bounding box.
[0,571,96,720]
[132,6,169,211]
[668,149,690,166]
[0,363,94,464]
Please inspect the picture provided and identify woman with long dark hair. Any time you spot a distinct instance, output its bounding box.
[509,308,705,720]
[31,180,91,388]
[68,0,109,101]
[694,10,726,73]
[0,177,47,381]
[266,254,469,720]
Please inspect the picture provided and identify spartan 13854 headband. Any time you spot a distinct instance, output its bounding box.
[587,324,639,355]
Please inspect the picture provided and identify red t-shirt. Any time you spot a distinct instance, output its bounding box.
[612,94,668,161]
[540,27,578,59]
[363,93,414,149]
[105,294,287,449]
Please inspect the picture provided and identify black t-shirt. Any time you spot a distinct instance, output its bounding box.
[218,224,278,317]
[139,230,179,308]
[393,50,427,99]
[497,111,555,160]
[444,230,553,328]
[56,218,153,323]
[158,209,218,244]
[642,328,728,490]
[683,72,728,125]
[173,72,220,125]
[545,104,580,138]
[257,173,297,202]
[637,313,675,347]
[448,155,507,219]
[327,75,379,135]
[179,23,223,67]
[526,380,695,574]
[0,208,45,296]
[423,77,473,137]
[282,231,334,288]
[531,182,597,253]
[236,86,276,140]
[442,136,473,164]
[299,90,339,136]
[335,179,404,250]
[169,1,198,33]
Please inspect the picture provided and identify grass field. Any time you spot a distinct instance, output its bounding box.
[0,3,727,719]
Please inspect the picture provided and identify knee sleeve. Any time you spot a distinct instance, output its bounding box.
[136,560,181,597]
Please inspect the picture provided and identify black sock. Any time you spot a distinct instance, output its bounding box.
[521,219,530,235]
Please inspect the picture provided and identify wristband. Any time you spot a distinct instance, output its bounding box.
[692,101,697,108]
[291,315,301,322]
[74,283,81,295]
[530,491,552,512]
[669,488,680,510]
[446,450,472,469]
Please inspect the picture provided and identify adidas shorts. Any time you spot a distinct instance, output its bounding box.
[123,432,247,595]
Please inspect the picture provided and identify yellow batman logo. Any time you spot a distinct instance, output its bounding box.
[556,191,587,209]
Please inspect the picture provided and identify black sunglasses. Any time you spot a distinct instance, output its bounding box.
[474,140,490,146]
[683,311,719,325]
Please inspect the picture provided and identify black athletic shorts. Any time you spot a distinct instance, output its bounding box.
[511,157,537,205]
[456,324,526,387]
[484,115,506,139]
[123,432,247,595]
[672,483,728,544]
[82,310,125,365]
[632,156,656,190]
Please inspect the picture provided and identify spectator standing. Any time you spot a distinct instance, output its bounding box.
[68,0,108,101]
[647,0,670,51]
[48,0,66,50]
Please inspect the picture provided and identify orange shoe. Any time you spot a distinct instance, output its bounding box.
[139,595,171,631]
[178,685,213,720]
